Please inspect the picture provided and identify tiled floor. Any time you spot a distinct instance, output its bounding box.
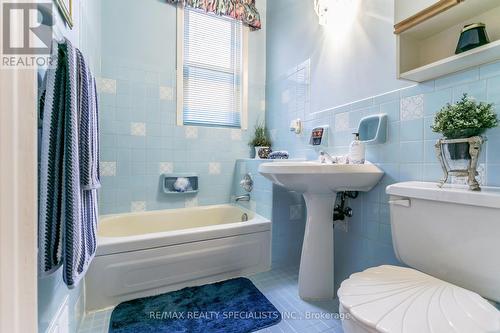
[78,266,344,333]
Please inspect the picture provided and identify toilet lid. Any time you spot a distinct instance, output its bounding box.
[338,265,500,333]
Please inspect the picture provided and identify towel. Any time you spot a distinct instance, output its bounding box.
[39,39,100,288]
[268,151,289,160]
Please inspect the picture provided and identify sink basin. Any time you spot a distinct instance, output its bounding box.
[258,161,384,300]
[259,161,384,194]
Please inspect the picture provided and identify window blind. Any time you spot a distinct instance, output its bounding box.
[182,9,243,128]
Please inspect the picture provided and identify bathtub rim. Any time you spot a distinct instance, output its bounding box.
[96,204,271,256]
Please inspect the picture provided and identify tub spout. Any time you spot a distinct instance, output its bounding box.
[235,194,251,202]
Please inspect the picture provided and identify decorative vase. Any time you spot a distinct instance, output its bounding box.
[435,136,485,191]
[254,146,271,159]
[455,23,490,54]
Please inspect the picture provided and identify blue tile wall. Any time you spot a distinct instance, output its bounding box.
[98,0,267,214]
[266,61,500,291]
[234,159,306,268]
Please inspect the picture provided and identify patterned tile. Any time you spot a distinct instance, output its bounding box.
[185,126,198,139]
[97,78,117,94]
[281,89,290,104]
[159,162,174,174]
[159,86,174,101]
[131,201,146,212]
[100,162,116,177]
[208,162,221,175]
[400,95,424,121]
[231,129,242,141]
[185,197,198,208]
[334,112,349,131]
[260,99,266,111]
[270,129,278,142]
[130,122,146,136]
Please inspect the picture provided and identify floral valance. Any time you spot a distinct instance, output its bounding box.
[168,0,262,30]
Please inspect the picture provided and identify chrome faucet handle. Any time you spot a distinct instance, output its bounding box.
[319,151,336,164]
[240,173,253,192]
[235,194,251,202]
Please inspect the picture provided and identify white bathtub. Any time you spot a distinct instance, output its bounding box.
[85,205,271,311]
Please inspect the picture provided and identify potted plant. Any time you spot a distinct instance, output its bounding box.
[431,94,497,160]
[249,122,272,159]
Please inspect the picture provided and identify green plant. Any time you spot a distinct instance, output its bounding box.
[431,94,498,139]
[249,122,272,147]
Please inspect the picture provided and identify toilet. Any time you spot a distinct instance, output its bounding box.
[338,181,500,333]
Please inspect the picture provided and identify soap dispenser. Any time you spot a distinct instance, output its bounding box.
[349,133,365,164]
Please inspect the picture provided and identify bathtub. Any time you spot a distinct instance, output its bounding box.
[85,204,271,311]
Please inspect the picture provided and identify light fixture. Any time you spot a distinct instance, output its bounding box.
[314,0,329,26]
[314,0,356,27]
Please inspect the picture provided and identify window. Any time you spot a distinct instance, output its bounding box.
[177,7,248,129]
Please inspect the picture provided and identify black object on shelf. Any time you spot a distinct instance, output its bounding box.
[455,23,490,54]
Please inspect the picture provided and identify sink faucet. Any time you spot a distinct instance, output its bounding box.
[235,194,251,202]
[319,150,336,164]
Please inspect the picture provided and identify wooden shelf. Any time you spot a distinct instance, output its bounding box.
[400,39,500,82]
[396,0,500,82]
[401,0,499,39]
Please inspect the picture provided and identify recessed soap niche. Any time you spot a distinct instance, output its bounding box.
[162,173,199,194]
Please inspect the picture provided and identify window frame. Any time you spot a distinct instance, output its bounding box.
[176,6,249,130]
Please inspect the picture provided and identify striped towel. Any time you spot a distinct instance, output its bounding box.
[39,39,100,288]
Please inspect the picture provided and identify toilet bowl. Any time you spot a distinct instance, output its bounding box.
[337,182,500,333]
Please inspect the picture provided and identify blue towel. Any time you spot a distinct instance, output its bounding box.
[38,39,100,288]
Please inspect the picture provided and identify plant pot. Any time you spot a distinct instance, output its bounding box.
[446,142,471,161]
[254,146,271,159]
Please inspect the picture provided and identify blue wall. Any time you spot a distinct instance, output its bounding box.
[234,159,306,269]
[265,0,500,291]
[98,0,267,215]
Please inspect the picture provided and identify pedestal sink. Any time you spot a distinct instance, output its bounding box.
[258,161,384,300]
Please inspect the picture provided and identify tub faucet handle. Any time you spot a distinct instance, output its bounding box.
[240,173,253,192]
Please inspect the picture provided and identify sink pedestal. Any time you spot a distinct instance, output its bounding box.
[299,193,335,300]
[258,161,384,301]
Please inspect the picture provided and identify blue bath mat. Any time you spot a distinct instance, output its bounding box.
[109,278,281,333]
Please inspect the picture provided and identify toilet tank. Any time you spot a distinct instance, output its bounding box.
[386,181,500,302]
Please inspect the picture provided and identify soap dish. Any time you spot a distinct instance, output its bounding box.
[162,173,198,194]
[358,114,388,145]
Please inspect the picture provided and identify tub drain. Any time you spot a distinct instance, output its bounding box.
[241,213,248,222]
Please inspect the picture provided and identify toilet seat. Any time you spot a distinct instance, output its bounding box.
[338,265,500,333]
